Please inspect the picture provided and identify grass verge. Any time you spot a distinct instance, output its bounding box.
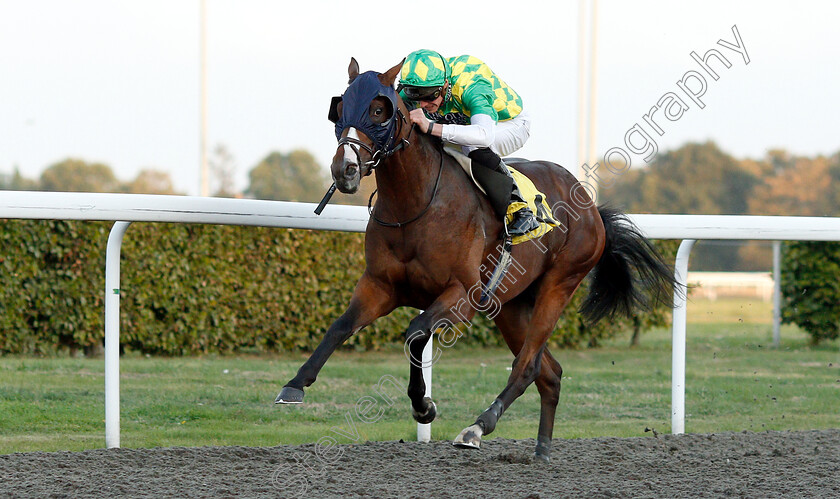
[1,301,837,454]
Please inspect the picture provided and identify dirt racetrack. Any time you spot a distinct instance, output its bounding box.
[2,429,838,498]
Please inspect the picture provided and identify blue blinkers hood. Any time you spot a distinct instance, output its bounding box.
[333,71,400,150]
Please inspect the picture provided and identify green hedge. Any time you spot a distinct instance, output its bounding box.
[781,241,840,344]
[1,220,109,354]
[0,220,674,355]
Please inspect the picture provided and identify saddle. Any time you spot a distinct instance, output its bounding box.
[443,146,560,245]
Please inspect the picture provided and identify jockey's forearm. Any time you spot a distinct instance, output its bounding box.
[440,113,495,148]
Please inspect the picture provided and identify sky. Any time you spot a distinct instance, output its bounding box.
[1,0,839,196]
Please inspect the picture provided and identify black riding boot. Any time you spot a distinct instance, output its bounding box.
[468,148,540,237]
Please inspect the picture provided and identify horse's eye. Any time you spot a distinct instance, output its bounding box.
[374,108,383,116]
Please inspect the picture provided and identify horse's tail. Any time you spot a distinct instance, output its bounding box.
[580,205,678,323]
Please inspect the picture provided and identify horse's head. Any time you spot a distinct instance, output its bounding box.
[328,58,405,194]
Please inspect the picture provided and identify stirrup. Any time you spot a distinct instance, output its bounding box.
[507,207,540,236]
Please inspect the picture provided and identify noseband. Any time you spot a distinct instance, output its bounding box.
[337,108,412,174]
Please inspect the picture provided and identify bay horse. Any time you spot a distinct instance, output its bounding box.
[275,58,676,462]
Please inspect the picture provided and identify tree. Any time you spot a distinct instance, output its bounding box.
[39,158,120,193]
[122,169,178,195]
[209,144,238,198]
[614,141,758,215]
[747,154,836,217]
[245,150,329,202]
[737,152,840,270]
[607,141,760,270]
[765,148,797,174]
[0,168,38,190]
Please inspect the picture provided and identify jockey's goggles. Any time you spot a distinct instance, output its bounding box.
[402,85,443,102]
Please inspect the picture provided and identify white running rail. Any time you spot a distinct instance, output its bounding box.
[4,191,840,446]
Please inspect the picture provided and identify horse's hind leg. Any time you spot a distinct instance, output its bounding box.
[464,347,564,462]
[463,295,563,461]
[533,350,563,461]
[454,275,580,457]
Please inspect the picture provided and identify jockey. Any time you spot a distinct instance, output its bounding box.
[398,49,540,237]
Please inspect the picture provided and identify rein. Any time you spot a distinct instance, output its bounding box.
[368,142,444,228]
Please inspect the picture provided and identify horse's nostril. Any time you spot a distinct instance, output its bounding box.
[345,164,359,178]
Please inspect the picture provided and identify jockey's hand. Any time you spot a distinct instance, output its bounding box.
[408,108,432,132]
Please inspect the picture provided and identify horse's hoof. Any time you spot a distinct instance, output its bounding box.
[535,436,551,463]
[274,386,305,404]
[452,424,483,449]
[412,397,437,424]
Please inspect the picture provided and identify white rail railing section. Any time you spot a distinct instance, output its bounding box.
[3,191,840,447]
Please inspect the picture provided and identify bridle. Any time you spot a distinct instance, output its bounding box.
[337,104,412,175]
[336,101,444,229]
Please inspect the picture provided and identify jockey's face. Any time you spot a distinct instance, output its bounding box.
[418,82,448,112]
[419,95,444,112]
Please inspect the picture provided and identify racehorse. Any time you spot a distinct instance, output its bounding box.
[275,58,676,462]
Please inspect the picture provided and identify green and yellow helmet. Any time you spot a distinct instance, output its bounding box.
[399,49,450,101]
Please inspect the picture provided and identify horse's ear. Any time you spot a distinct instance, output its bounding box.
[348,57,360,83]
[380,59,405,87]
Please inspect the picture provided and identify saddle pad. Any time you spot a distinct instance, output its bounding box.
[443,146,560,245]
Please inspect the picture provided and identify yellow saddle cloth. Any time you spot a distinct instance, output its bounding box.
[443,146,560,245]
[505,167,560,245]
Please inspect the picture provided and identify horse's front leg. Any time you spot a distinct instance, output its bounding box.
[404,285,474,424]
[275,274,395,404]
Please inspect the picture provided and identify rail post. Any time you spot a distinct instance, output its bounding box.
[105,221,131,448]
[671,239,696,435]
